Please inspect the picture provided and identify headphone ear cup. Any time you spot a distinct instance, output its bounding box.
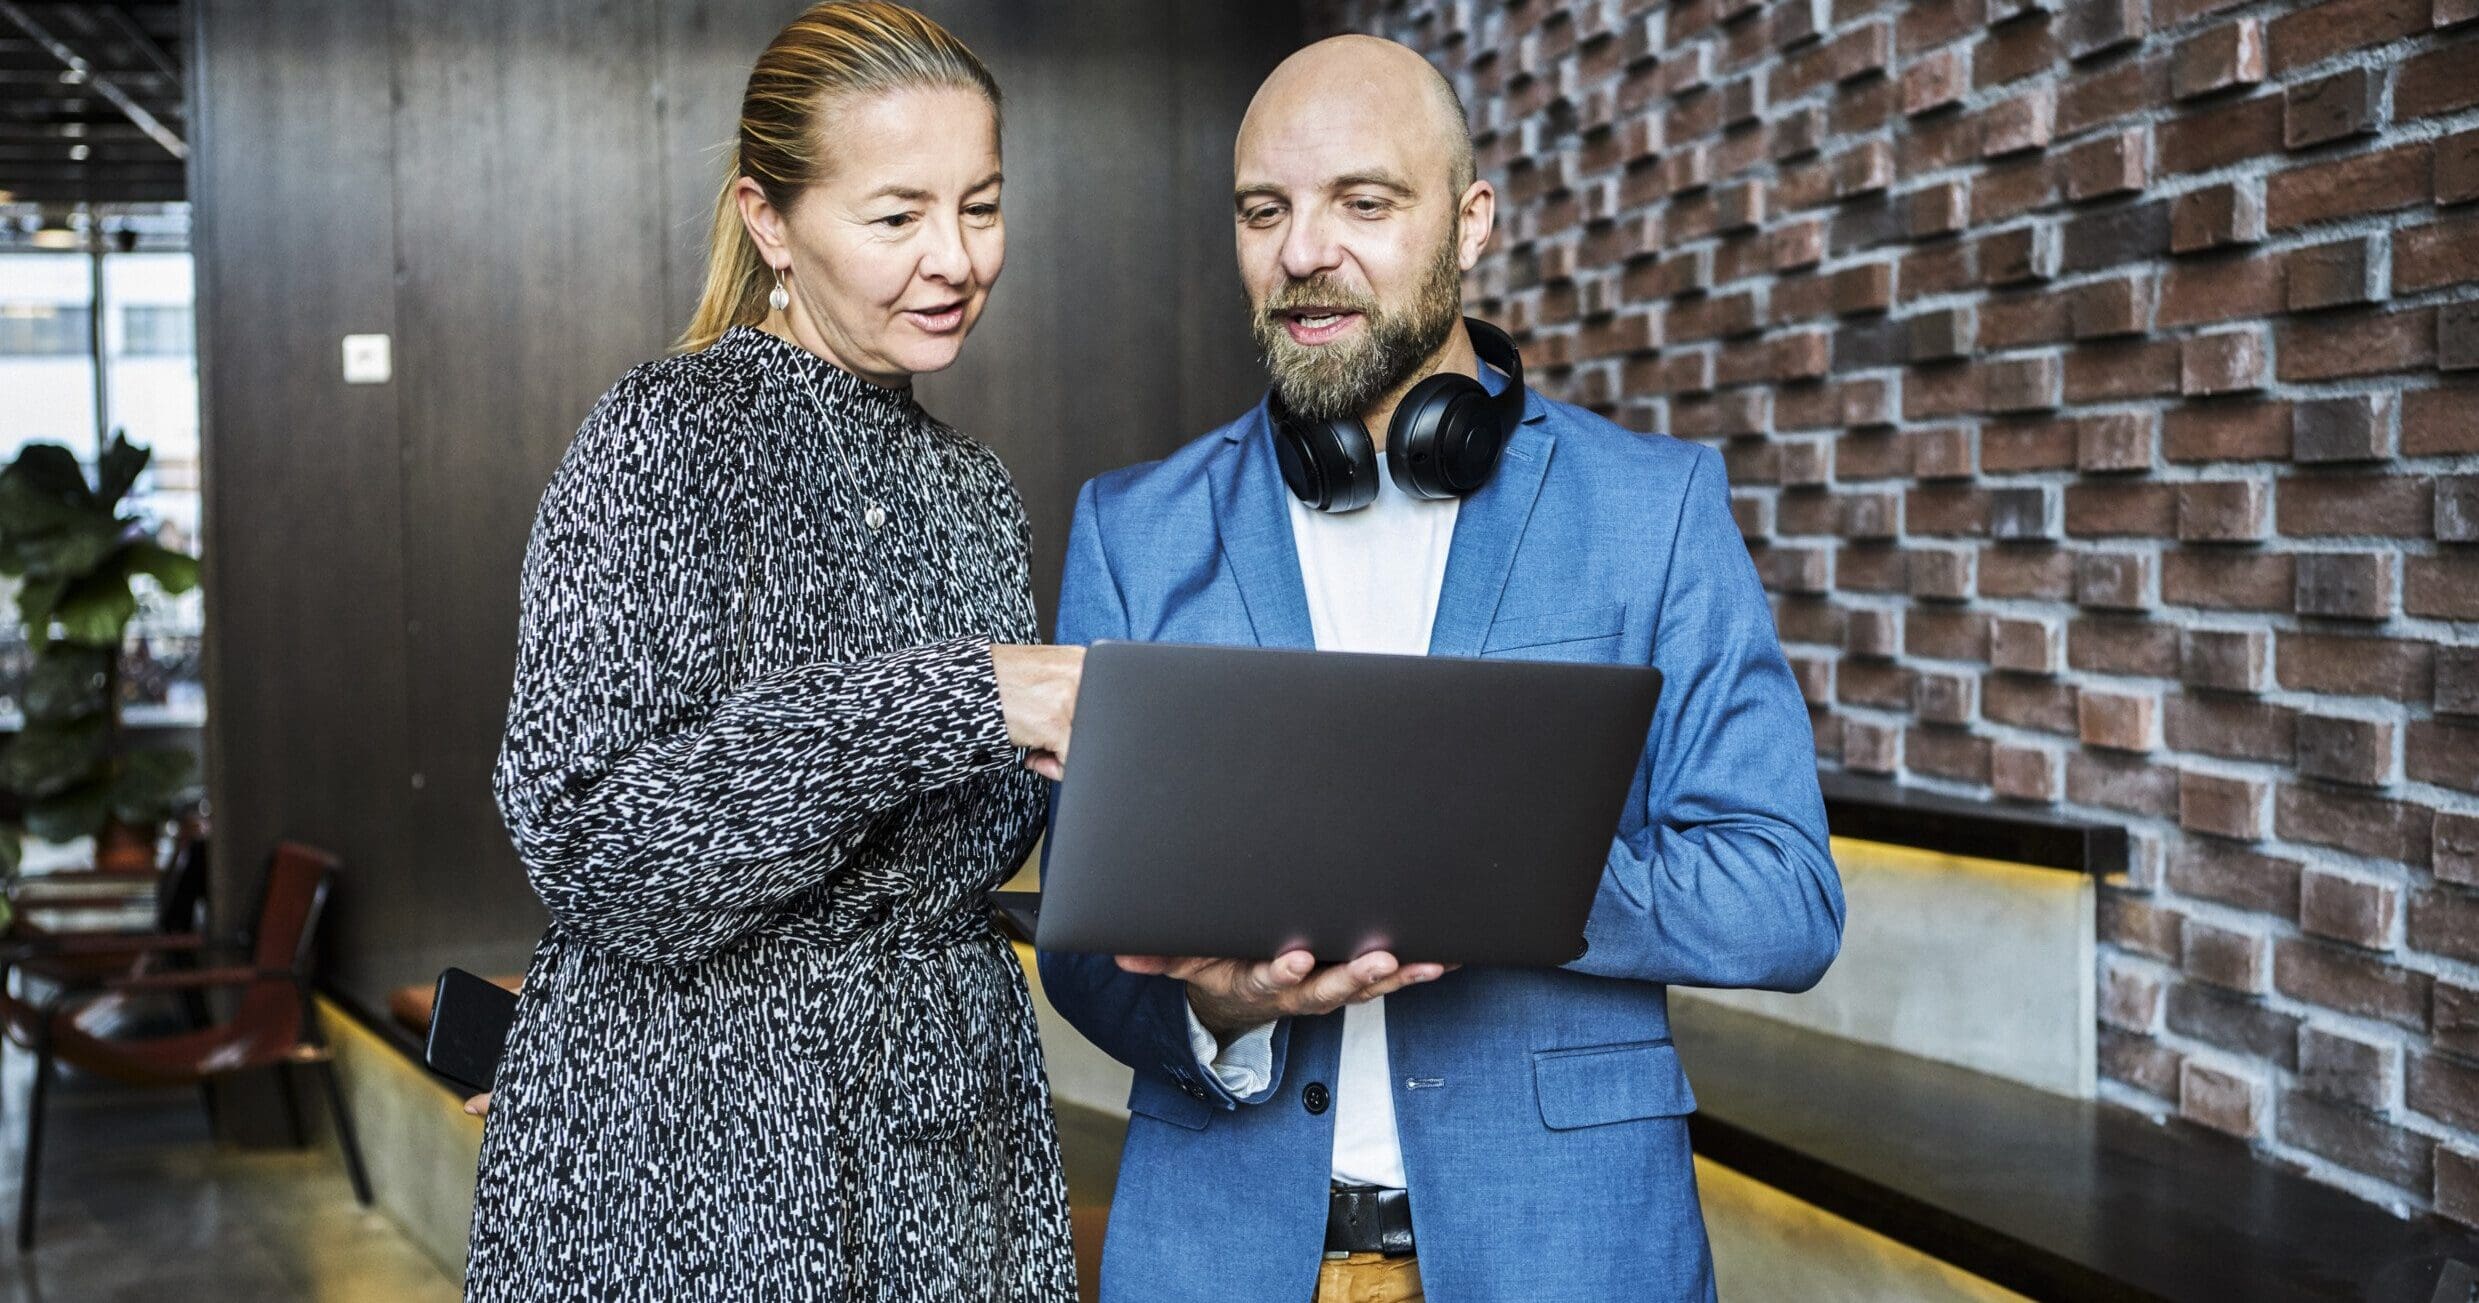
[1386,372,1493,500]
[1274,404,1381,512]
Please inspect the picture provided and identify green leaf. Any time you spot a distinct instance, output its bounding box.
[0,444,98,543]
[109,747,197,826]
[0,829,21,883]
[24,782,111,844]
[92,434,149,509]
[14,576,64,634]
[49,566,138,646]
[2,716,110,800]
[124,539,198,595]
[10,517,122,582]
[20,646,109,723]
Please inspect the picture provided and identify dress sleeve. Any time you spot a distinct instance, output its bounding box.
[492,370,1019,966]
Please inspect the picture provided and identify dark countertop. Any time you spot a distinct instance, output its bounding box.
[1675,999,2479,1303]
[1819,769,2129,877]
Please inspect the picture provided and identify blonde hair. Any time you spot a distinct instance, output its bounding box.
[677,1,1001,353]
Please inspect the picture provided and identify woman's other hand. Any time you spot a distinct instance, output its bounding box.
[991,644,1083,779]
[464,1091,491,1117]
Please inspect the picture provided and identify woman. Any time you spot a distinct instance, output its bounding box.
[464,5,1080,1298]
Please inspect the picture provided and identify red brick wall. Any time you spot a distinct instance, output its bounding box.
[1315,0,2479,1223]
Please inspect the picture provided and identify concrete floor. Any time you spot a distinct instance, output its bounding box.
[0,1047,458,1303]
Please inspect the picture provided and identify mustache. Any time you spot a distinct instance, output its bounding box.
[1260,276,1381,321]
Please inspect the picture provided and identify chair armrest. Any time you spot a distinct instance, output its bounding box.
[11,931,212,958]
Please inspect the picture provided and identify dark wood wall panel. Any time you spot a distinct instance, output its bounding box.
[191,0,416,964]
[197,0,1300,1013]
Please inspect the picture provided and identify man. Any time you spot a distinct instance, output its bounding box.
[1038,35,1843,1303]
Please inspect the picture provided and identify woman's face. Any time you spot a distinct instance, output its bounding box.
[741,85,1003,386]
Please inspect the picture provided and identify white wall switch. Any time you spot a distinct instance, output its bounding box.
[341,333,392,384]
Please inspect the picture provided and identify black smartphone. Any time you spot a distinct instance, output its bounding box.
[990,890,1042,946]
[424,967,519,1093]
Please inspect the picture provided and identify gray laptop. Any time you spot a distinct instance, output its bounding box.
[1035,640,1662,967]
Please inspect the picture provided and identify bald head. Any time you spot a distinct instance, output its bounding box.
[1240,35,1475,197]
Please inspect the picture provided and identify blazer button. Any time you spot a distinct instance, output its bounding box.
[1302,1082,1331,1115]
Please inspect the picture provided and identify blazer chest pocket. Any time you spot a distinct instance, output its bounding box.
[1533,1039,1697,1130]
[1481,602,1626,658]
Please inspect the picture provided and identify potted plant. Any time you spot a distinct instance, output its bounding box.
[0,433,201,876]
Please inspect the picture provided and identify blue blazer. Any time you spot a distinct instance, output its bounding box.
[1037,378,1845,1303]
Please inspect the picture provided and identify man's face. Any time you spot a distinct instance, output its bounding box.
[1234,88,1467,423]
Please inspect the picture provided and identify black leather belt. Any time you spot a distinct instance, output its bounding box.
[1325,1184,1415,1257]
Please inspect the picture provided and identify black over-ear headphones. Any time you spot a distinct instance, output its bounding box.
[1270,316,1528,513]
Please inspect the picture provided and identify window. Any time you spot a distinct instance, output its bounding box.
[121,304,193,357]
[0,304,92,356]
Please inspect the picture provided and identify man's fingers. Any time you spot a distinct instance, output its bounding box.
[1351,964,1448,1003]
[1294,953,1398,1012]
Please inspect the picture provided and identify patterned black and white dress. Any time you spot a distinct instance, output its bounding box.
[465,325,1077,1302]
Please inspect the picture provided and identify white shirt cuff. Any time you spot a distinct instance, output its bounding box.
[1184,1002,1277,1098]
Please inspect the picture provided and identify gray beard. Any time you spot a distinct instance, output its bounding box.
[1255,238,1465,424]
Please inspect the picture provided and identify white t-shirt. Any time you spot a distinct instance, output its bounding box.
[1183,456,1459,1189]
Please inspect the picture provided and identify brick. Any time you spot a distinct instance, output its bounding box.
[2080,688,2159,751]
[2180,329,2266,394]
[2443,129,2479,205]
[2068,749,2178,816]
[2286,235,2387,311]
[1842,718,1900,773]
[2397,214,2479,293]
[2268,0,2434,72]
[2177,480,2270,543]
[2279,474,2435,539]
[2280,1090,2433,1189]
[2066,411,2149,472]
[1991,741,2062,800]
[1984,355,2062,412]
[2299,1024,2401,1109]
[2101,1027,2185,1102]
[2297,714,2401,788]
[2445,0,2479,25]
[2410,718,2479,793]
[2181,770,2270,839]
[2062,0,2147,59]
[2278,632,2434,701]
[1839,490,1903,540]
[2443,980,2479,1057]
[2275,937,2431,1030]
[2285,67,2386,149]
[2167,694,2299,762]
[2170,181,2265,252]
[1909,180,1970,238]
[2443,1148,2479,1230]
[2066,129,2149,203]
[2068,615,2178,677]
[1911,425,1976,479]
[1903,47,1969,116]
[1909,549,1978,600]
[2069,277,2154,340]
[2267,142,2430,231]
[2438,646,2479,715]
[2412,554,2479,618]
[1991,615,2064,673]
[2159,252,2284,329]
[2413,1051,2479,1130]
[2066,481,2176,537]
[1987,487,2057,541]
[2160,94,2283,176]
[2172,840,2303,917]
[2278,308,2438,383]
[2061,200,2171,274]
[2163,551,2295,611]
[2101,959,2164,1031]
[1834,142,1895,199]
[2180,1059,2264,1138]
[2278,783,2431,865]
[2169,983,2301,1067]
[1906,306,1975,362]
[2294,552,2397,620]
[1845,607,1899,658]
[2171,19,2266,99]
[2302,869,2402,952]
[1979,223,2060,285]
[2447,302,2479,371]
[2414,885,2479,966]
[1914,671,1978,724]
[2399,36,2479,118]
[2103,887,2181,958]
[2076,551,2154,609]
[2182,628,2270,693]
[2166,400,2289,462]
[2292,394,2399,463]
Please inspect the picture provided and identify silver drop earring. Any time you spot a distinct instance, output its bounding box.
[768,269,790,314]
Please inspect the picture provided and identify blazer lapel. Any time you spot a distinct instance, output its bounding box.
[1427,401,1555,659]
[1209,408,1316,650]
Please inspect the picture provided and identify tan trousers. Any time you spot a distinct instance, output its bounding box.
[1314,1252,1425,1303]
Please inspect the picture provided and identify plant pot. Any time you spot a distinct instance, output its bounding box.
[94,819,159,875]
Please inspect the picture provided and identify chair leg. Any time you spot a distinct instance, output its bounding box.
[275,1064,306,1148]
[17,1033,53,1251]
[310,1059,371,1206]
